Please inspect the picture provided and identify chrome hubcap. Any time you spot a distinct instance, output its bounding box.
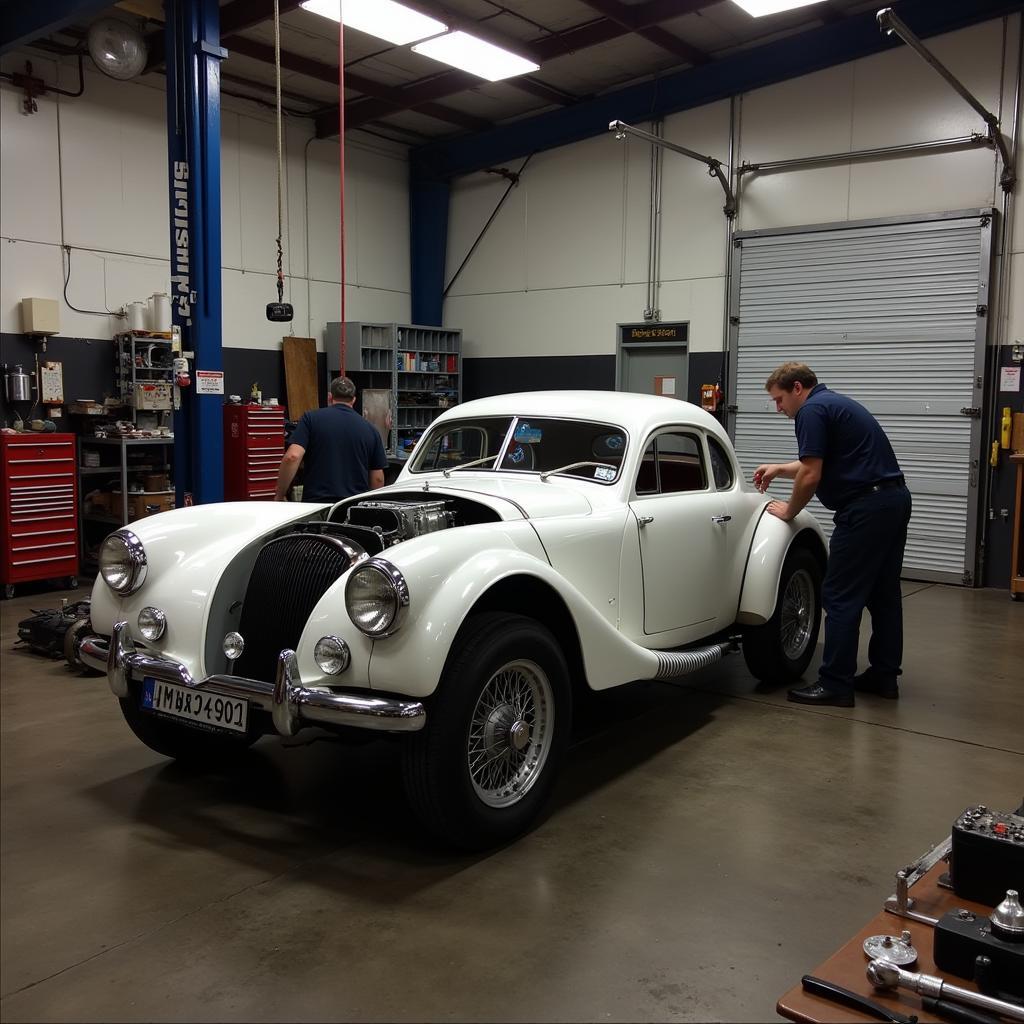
[468,659,553,809]
[781,568,815,660]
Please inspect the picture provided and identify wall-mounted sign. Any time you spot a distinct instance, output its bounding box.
[621,322,689,343]
[195,370,224,395]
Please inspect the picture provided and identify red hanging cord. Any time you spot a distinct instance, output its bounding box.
[338,17,346,377]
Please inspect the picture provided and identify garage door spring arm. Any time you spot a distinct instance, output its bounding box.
[608,120,737,218]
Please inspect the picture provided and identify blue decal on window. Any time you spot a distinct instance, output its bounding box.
[508,445,526,464]
[513,422,543,443]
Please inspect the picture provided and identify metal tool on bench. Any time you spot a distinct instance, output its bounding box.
[885,836,951,925]
[801,975,918,1023]
[864,930,919,966]
[867,959,1024,1022]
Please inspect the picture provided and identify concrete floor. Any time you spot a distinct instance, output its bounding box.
[1,581,1021,1023]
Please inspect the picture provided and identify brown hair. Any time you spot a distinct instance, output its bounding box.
[765,362,818,392]
[330,376,357,401]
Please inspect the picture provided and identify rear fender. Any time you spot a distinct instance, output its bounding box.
[737,509,827,625]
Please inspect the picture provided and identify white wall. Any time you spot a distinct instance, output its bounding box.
[0,53,410,352]
[445,15,1023,359]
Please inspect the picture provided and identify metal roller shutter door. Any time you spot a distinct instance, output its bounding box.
[729,210,992,585]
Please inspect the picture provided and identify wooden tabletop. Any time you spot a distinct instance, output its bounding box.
[776,861,989,1023]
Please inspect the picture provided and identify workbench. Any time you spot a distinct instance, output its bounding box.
[776,860,991,1023]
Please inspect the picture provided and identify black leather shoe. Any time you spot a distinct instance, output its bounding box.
[787,683,855,707]
[853,670,899,699]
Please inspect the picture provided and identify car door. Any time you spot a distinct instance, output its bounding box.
[628,430,731,635]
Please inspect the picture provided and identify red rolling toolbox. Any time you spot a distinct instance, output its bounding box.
[223,404,286,501]
[0,433,79,597]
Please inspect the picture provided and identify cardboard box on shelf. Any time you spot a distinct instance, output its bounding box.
[113,490,175,521]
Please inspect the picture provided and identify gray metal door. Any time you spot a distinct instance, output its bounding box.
[621,346,688,397]
[728,209,993,585]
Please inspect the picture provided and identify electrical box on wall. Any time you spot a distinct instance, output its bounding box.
[20,298,59,336]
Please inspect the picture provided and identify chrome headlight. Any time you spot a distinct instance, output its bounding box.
[345,559,409,637]
[137,606,166,641]
[314,635,351,675]
[99,530,147,595]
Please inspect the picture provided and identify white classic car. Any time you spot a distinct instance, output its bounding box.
[78,391,826,848]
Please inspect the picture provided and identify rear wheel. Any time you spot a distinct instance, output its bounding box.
[402,613,571,850]
[742,547,822,683]
[119,695,260,764]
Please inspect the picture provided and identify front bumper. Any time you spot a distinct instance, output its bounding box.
[80,621,426,736]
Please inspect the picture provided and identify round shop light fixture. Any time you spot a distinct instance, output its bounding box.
[137,606,166,641]
[222,632,245,662]
[87,18,148,81]
[314,636,351,675]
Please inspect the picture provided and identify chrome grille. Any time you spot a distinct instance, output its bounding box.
[234,534,353,682]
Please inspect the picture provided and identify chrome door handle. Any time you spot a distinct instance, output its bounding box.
[637,514,654,527]
[711,515,732,524]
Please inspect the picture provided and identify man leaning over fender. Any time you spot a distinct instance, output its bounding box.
[753,362,912,708]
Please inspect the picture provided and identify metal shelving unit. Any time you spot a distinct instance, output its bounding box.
[78,436,175,569]
[327,321,461,458]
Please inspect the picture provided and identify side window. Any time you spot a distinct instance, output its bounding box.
[707,435,735,490]
[633,433,707,494]
[636,441,658,494]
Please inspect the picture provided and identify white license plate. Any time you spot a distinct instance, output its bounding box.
[141,677,248,734]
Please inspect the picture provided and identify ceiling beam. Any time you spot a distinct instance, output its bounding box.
[226,35,491,132]
[574,0,710,64]
[1,0,112,55]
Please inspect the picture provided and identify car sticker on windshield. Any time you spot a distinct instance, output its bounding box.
[594,465,616,481]
[507,445,527,464]
[513,422,543,443]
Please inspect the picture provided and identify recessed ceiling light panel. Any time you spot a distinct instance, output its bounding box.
[300,0,447,46]
[412,30,539,82]
[731,0,826,15]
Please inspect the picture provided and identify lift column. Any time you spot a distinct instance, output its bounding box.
[164,0,225,504]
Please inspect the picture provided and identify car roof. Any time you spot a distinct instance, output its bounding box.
[437,391,731,445]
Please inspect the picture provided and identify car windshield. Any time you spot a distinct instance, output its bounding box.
[409,415,628,484]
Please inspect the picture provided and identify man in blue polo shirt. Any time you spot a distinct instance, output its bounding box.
[274,376,388,503]
[753,362,912,707]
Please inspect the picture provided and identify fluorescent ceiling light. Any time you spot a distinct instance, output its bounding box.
[730,0,826,15]
[299,0,447,46]
[412,31,539,82]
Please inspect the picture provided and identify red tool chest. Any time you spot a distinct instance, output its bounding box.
[223,405,286,501]
[0,433,79,597]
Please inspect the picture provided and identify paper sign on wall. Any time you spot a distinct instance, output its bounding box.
[655,376,676,397]
[1000,366,1021,392]
[195,370,225,395]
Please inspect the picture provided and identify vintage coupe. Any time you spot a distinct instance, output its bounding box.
[78,391,826,848]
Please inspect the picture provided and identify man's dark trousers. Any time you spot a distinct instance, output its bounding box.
[818,485,912,694]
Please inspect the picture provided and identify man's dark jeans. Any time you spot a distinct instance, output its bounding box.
[818,485,913,693]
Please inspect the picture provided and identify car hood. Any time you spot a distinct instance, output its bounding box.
[379,474,594,519]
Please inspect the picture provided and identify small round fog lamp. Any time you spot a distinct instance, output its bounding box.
[138,606,166,641]
[223,631,245,662]
[314,635,350,675]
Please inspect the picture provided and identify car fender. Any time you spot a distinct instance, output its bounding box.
[364,526,660,698]
[88,502,326,674]
[736,508,827,625]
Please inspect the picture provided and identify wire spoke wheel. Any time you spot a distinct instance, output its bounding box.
[467,659,553,809]
[780,567,814,660]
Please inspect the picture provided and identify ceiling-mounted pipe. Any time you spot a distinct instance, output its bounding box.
[877,7,1015,190]
[609,119,736,218]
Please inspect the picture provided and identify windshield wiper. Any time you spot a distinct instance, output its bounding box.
[539,461,616,482]
[442,455,498,478]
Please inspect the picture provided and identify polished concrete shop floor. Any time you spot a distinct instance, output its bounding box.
[1,582,1021,1023]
